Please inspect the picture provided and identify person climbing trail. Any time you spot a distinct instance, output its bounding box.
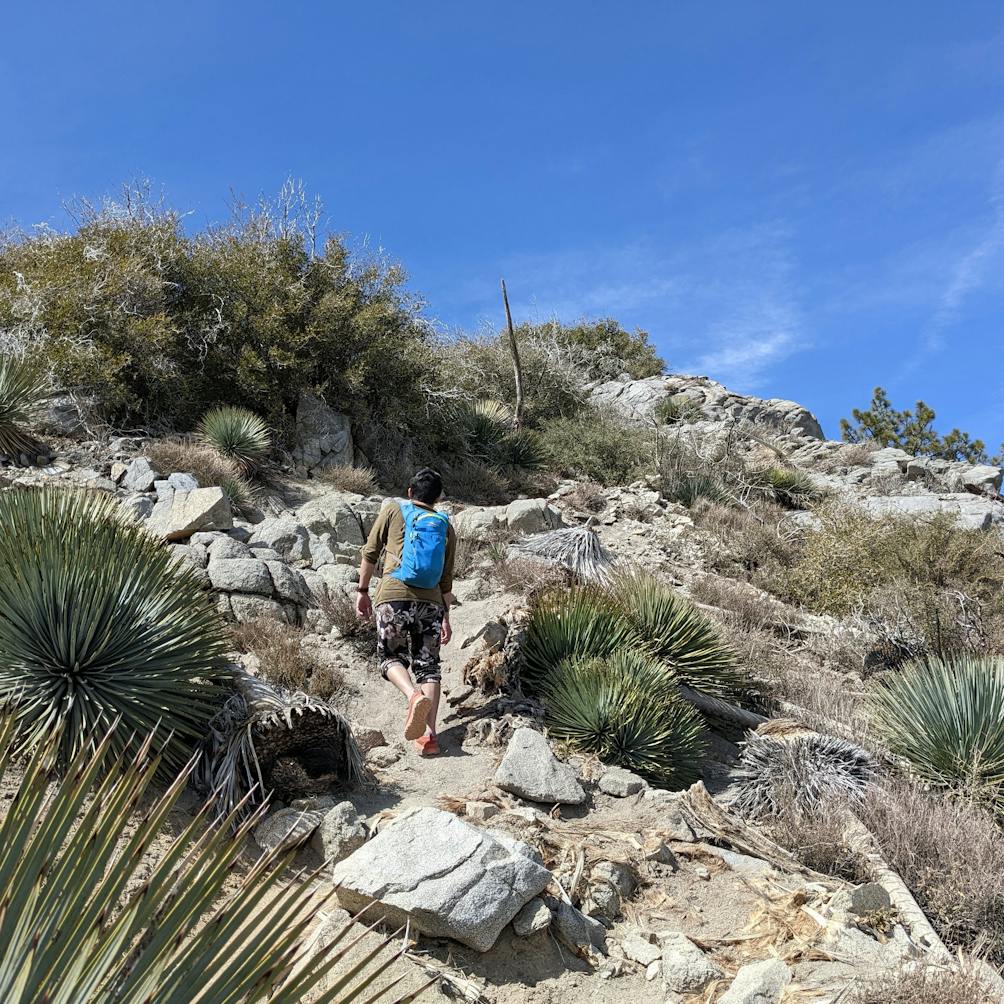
[355,467,456,756]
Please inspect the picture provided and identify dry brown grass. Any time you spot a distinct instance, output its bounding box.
[230,618,323,691]
[563,480,608,514]
[490,554,570,599]
[813,441,881,473]
[146,436,258,515]
[691,498,800,586]
[850,965,993,1004]
[858,781,1004,963]
[690,575,790,633]
[316,588,376,646]
[313,463,379,496]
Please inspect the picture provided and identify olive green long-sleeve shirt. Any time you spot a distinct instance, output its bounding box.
[361,499,456,606]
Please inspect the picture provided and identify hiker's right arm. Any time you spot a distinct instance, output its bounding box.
[357,507,390,618]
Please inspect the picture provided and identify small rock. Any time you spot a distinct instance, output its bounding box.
[353,727,388,753]
[110,461,128,483]
[660,932,722,992]
[465,801,500,821]
[584,880,621,919]
[849,882,893,917]
[167,472,199,491]
[309,802,368,866]
[494,728,586,805]
[694,865,711,881]
[598,766,646,797]
[331,806,551,952]
[446,684,475,706]
[512,897,551,937]
[643,837,677,867]
[645,960,661,981]
[592,860,635,897]
[148,486,233,541]
[208,536,252,561]
[621,933,661,967]
[550,899,607,952]
[367,746,403,768]
[266,560,311,604]
[254,807,323,853]
[719,958,792,1004]
[229,594,290,624]
[122,457,160,493]
[207,558,273,596]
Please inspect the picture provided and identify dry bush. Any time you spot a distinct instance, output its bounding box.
[761,792,865,881]
[851,965,992,1004]
[146,437,257,514]
[317,588,375,646]
[313,463,379,495]
[490,554,570,598]
[858,781,1004,962]
[776,506,1004,656]
[442,458,511,505]
[230,618,320,690]
[812,441,881,474]
[691,499,800,586]
[689,575,790,633]
[563,480,608,514]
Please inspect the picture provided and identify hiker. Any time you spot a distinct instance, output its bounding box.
[355,467,456,756]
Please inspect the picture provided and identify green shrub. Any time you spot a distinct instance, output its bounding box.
[653,393,701,426]
[0,184,435,441]
[542,651,706,788]
[197,405,271,472]
[777,506,1004,655]
[537,408,653,485]
[0,488,229,773]
[614,569,745,698]
[869,655,1004,806]
[456,398,549,473]
[0,354,46,456]
[0,717,407,1004]
[760,465,824,509]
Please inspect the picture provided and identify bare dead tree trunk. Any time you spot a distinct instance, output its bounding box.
[500,278,524,430]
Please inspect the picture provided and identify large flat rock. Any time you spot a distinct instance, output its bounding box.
[331,806,551,952]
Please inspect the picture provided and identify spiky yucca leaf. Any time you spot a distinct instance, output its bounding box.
[762,466,824,509]
[613,570,748,699]
[512,525,614,584]
[731,731,877,819]
[869,655,1004,807]
[0,488,229,774]
[542,652,706,787]
[456,398,548,473]
[491,427,549,472]
[197,405,271,472]
[520,587,633,692]
[0,718,419,1004]
[0,354,47,456]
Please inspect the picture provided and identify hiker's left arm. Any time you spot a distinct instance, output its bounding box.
[440,526,457,644]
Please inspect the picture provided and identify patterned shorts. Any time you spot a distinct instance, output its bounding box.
[375,600,444,684]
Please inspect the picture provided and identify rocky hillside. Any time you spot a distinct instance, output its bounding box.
[3,372,1003,1004]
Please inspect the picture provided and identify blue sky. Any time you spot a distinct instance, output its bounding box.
[3,2,1004,444]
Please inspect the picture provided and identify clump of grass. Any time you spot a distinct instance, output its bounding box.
[316,588,376,647]
[760,465,825,509]
[858,781,1004,963]
[230,619,319,690]
[653,393,702,425]
[762,794,865,881]
[851,966,992,1004]
[563,480,608,514]
[146,437,259,516]
[314,463,379,495]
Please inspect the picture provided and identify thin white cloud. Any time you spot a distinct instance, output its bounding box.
[440,222,807,393]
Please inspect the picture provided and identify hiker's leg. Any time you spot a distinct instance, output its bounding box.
[376,602,419,698]
[412,603,444,737]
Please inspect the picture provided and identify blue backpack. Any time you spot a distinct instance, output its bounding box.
[389,500,450,590]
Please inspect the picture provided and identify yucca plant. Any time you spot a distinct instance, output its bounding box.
[613,570,748,699]
[0,487,230,774]
[520,586,634,692]
[761,466,824,510]
[542,652,707,787]
[0,353,47,457]
[198,405,271,473]
[458,398,548,473]
[0,717,422,1004]
[869,655,1004,807]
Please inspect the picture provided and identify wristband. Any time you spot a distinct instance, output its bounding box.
[356,586,369,593]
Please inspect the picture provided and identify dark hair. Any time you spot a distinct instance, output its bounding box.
[409,467,443,505]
